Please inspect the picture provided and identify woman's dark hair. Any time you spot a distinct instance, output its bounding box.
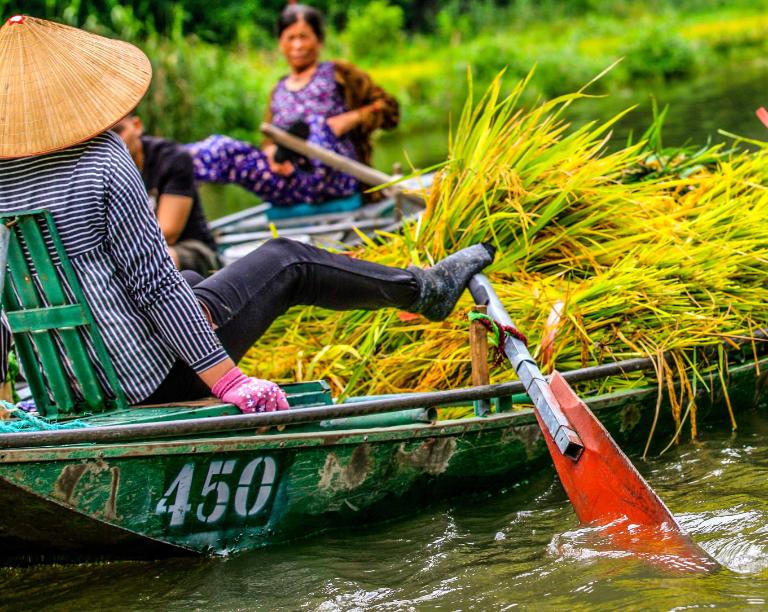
[277,4,325,42]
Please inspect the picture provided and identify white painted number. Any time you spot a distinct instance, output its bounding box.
[234,457,277,517]
[196,459,237,524]
[156,457,277,527]
[155,463,194,527]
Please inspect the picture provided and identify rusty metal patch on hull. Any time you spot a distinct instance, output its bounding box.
[53,459,121,520]
[502,424,542,459]
[396,437,457,475]
[318,444,372,491]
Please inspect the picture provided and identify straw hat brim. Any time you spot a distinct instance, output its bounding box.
[0,16,152,159]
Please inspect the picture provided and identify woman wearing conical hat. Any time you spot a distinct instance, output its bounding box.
[0,16,494,411]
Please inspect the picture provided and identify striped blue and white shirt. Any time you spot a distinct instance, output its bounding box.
[0,132,228,403]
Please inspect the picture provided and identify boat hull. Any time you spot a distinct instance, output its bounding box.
[0,358,765,565]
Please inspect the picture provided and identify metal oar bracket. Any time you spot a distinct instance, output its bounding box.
[469,275,584,460]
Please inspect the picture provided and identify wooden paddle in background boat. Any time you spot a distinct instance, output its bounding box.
[210,123,429,257]
[469,274,719,572]
[261,123,414,191]
[260,122,427,210]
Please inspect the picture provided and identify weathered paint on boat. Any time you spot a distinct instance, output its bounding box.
[0,356,765,566]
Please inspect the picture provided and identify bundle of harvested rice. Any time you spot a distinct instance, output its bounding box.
[241,73,768,444]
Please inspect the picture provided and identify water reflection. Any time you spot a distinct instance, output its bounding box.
[2,419,767,609]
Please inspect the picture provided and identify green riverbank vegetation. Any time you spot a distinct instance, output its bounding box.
[5,0,768,143]
[6,2,768,446]
[240,72,768,449]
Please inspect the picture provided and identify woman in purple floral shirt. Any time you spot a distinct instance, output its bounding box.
[188,4,399,206]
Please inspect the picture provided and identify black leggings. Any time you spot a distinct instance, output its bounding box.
[144,238,420,402]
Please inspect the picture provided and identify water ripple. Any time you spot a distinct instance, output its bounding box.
[1,425,767,609]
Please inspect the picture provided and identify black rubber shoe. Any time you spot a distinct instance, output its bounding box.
[408,243,496,321]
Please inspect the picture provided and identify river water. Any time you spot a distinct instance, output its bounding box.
[1,413,766,609]
[373,62,768,172]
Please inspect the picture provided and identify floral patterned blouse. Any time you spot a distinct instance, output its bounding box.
[270,61,357,160]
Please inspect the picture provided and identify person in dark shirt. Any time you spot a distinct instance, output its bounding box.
[114,113,222,276]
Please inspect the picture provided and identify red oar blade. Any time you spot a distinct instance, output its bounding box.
[757,107,768,129]
[545,371,673,526]
[468,275,716,570]
[539,371,718,572]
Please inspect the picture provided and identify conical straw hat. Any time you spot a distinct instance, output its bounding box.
[0,15,152,158]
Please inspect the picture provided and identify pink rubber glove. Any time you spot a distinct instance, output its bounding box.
[212,367,290,413]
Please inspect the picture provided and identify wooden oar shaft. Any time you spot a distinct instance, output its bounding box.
[261,123,395,186]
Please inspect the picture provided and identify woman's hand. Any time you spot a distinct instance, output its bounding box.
[327,100,387,137]
[326,111,360,137]
[264,143,295,176]
[212,366,290,413]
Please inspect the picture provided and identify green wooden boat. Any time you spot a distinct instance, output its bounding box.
[0,211,765,567]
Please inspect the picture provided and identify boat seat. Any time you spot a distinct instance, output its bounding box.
[0,211,129,418]
[0,211,337,421]
[265,192,362,221]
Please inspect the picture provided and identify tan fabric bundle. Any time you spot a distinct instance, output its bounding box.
[0,15,152,158]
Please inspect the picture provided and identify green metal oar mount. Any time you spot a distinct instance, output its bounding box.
[469,274,584,460]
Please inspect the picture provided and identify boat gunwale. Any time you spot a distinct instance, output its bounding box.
[0,354,671,451]
[0,410,538,462]
[1,353,762,462]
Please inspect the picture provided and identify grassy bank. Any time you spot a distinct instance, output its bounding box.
[129,3,768,147]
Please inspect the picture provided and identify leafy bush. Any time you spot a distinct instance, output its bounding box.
[464,36,530,84]
[435,0,506,42]
[5,0,768,45]
[10,0,766,150]
[623,25,698,80]
[136,35,271,143]
[436,3,472,44]
[342,0,405,61]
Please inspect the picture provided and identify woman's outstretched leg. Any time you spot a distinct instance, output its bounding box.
[144,239,494,403]
[194,238,495,362]
[194,238,417,361]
